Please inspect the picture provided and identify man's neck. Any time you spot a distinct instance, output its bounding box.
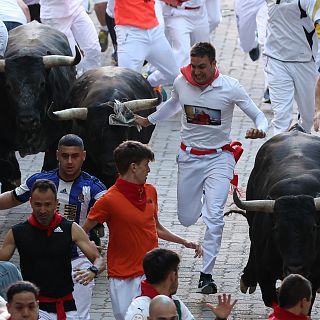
[285,306,306,316]
[152,283,171,297]
[119,174,141,185]
[59,171,80,182]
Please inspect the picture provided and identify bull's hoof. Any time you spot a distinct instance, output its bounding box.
[240,278,257,294]
[240,278,248,293]
[249,285,257,294]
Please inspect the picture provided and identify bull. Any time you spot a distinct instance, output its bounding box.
[232,126,320,310]
[0,21,80,191]
[48,66,161,187]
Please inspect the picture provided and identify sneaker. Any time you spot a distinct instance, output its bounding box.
[249,45,260,62]
[98,30,109,53]
[197,272,217,294]
[262,87,271,104]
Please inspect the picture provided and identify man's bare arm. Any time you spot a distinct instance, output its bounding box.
[0,230,16,261]
[0,191,22,210]
[72,223,105,285]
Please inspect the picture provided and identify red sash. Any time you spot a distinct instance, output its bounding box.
[38,293,74,320]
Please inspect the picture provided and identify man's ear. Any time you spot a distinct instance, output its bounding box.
[300,297,310,310]
[168,270,176,283]
[130,163,136,172]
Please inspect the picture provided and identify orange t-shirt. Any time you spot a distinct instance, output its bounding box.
[87,184,158,278]
[114,0,158,29]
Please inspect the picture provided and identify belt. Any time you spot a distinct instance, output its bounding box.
[180,141,244,187]
[39,293,74,320]
[180,142,229,155]
[167,4,200,9]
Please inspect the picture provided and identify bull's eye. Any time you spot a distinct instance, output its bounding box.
[40,81,45,89]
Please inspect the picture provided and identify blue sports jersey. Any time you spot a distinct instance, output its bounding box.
[14,169,107,258]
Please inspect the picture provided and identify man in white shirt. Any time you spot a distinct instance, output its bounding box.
[135,42,268,294]
[264,0,318,135]
[40,0,101,74]
[161,0,210,69]
[0,0,30,31]
[125,248,194,320]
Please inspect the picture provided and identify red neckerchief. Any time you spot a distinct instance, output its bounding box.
[115,178,146,211]
[268,304,310,320]
[27,212,63,237]
[180,64,220,87]
[139,280,159,298]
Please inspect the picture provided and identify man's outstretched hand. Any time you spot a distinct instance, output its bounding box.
[245,128,266,139]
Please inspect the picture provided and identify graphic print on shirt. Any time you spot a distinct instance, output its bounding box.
[184,105,221,125]
[57,180,77,221]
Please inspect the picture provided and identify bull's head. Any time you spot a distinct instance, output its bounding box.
[47,98,158,187]
[234,190,320,278]
[0,47,80,156]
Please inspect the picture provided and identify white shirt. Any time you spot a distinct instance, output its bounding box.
[301,0,320,22]
[148,74,268,149]
[125,296,194,320]
[0,0,27,25]
[264,0,318,62]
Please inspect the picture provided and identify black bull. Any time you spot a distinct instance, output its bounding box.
[48,66,160,188]
[0,21,80,191]
[233,130,320,310]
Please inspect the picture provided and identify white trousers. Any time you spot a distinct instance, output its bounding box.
[71,256,94,320]
[163,5,210,68]
[205,0,222,32]
[41,6,101,73]
[109,275,145,320]
[39,310,78,320]
[235,0,265,52]
[177,149,235,274]
[265,57,317,135]
[115,24,179,86]
[256,3,269,88]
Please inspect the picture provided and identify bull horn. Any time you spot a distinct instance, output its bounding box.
[233,189,275,213]
[0,59,5,72]
[47,102,88,121]
[42,46,81,69]
[314,197,320,210]
[123,98,159,112]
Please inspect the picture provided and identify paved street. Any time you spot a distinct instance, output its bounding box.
[1,0,319,319]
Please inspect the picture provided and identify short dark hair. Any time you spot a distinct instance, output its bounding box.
[113,140,154,175]
[7,281,39,303]
[190,42,216,63]
[31,179,57,198]
[278,274,312,308]
[58,134,84,150]
[143,248,180,284]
